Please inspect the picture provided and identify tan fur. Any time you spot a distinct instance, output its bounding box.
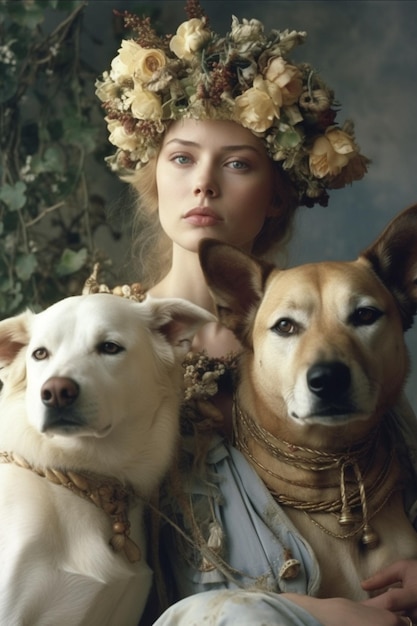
[199,204,417,600]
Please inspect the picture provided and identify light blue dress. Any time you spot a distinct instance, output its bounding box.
[154,388,417,626]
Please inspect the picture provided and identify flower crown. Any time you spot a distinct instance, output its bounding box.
[96,0,370,207]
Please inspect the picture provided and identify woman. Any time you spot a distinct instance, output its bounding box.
[92,2,417,624]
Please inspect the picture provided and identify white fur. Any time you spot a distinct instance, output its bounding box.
[0,293,212,626]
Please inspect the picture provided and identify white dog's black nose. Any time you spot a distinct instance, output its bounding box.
[41,377,79,408]
[307,362,351,399]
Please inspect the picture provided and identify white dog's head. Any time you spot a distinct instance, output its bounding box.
[0,293,213,488]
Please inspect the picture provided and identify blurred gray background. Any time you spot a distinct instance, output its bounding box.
[83,0,417,408]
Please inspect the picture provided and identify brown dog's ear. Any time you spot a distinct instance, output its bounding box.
[360,203,417,330]
[199,239,274,346]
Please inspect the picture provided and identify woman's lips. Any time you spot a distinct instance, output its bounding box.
[183,207,222,227]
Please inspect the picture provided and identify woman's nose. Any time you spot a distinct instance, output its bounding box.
[193,166,219,197]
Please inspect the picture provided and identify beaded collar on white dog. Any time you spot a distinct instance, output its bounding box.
[0,451,141,564]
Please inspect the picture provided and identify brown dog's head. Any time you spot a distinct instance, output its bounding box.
[199,204,417,440]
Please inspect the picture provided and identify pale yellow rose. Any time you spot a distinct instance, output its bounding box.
[169,18,211,61]
[110,41,166,86]
[133,48,167,84]
[128,86,163,120]
[264,57,303,106]
[327,128,356,155]
[309,129,357,178]
[107,120,138,152]
[234,76,281,133]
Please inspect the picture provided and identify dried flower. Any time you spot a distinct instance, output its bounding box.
[182,352,237,401]
[96,1,370,207]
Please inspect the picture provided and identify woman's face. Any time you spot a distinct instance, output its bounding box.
[156,119,276,253]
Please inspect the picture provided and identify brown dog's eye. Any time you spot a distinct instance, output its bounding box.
[97,341,124,355]
[272,318,297,336]
[32,347,49,360]
[350,307,383,327]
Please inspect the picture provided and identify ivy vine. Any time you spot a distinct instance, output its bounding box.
[0,0,117,317]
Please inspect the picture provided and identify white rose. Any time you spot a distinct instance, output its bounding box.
[110,54,129,83]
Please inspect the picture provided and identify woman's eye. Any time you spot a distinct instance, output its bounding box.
[97,341,124,355]
[350,307,383,327]
[227,159,248,170]
[32,347,49,360]
[173,154,191,165]
[271,318,297,336]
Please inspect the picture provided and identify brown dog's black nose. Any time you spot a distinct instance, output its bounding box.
[307,362,351,399]
[41,377,79,408]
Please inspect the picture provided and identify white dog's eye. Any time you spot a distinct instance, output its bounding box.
[32,347,49,360]
[97,341,124,355]
[350,307,383,327]
[272,318,297,336]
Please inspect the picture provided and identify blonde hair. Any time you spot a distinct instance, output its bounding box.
[129,155,299,289]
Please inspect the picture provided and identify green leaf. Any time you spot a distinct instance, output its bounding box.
[0,280,23,318]
[277,128,302,149]
[15,253,37,280]
[0,181,27,211]
[0,66,18,103]
[63,111,97,152]
[56,247,87,276]
[30,145,65,174]
[43,145,66,173]
[2,3,46,29]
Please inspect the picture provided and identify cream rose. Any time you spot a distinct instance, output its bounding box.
[127,86,163,120]
[264,57,303,106]
[107,120,138,152]
[111,41,167,86]
[234,76,281,133]
[169,18,211,61]
[110,54,130,84]
[133,48,167,84]
[309,129,357,178]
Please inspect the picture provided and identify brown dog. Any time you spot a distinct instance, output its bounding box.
[199,204,417,600]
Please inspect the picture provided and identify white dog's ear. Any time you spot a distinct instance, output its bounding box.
[0,310,33,368]
[199,238,274,347]
[360,203,417,330]
[147,298,215,357]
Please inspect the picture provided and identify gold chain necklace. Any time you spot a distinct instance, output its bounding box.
[233,399,400,548]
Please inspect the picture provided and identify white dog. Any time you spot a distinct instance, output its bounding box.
[0,293,212,626]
